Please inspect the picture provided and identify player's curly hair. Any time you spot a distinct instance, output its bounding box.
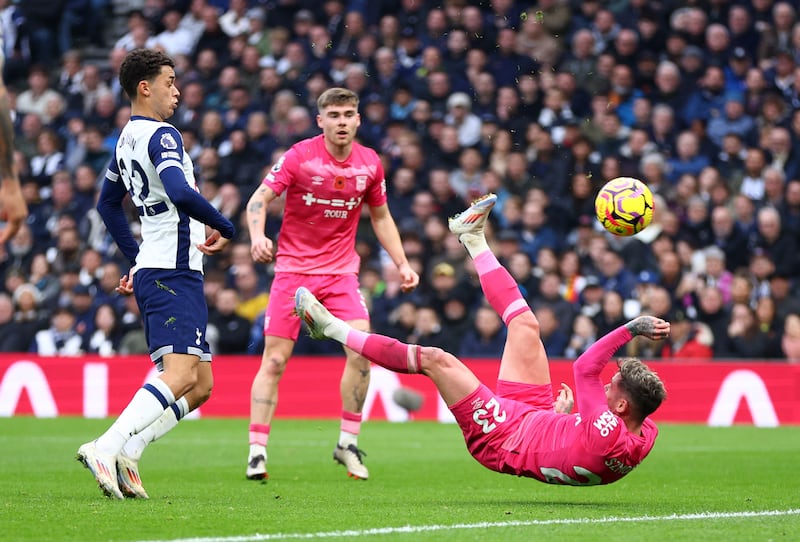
[317,87,359,110]
[616,357,667,421]
[119,49,175,100]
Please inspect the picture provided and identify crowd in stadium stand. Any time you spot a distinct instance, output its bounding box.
[1,0,800,360]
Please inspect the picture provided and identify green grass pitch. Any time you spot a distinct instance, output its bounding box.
[1,417,798,542]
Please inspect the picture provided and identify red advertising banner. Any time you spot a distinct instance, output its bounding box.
[1,354,798,426]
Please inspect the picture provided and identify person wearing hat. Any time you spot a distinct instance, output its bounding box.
[724,46,751,90]
[444,91,482,147]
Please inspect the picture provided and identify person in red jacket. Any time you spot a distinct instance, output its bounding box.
[660,309,714,358]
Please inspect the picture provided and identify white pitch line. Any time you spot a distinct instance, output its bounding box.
[132,509,800,542]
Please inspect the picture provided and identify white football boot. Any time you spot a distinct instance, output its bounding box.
[76,441,124,500]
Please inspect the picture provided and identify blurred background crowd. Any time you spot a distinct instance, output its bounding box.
[1,0,800,361]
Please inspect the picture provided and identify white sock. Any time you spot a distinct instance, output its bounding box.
[122,396,189,461]
[249,444,267,460]
[338,431,357,448]
[460,232,490,259]
[96,378,175,456]
[324,317,351,343]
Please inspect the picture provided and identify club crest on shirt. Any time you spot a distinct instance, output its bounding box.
[356,175,367,191]
[160,132,178,150]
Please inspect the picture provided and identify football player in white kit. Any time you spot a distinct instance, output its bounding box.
[77,49,235,499]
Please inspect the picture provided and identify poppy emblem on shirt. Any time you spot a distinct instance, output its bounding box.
[334,176,346,189]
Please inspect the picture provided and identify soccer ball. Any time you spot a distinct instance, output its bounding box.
[595,177,655,236]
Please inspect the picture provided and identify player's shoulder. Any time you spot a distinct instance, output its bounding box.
[351,139,380,161]
[293,134,323,153]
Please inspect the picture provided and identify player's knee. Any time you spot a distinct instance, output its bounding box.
[511,311,539,335]
[419,346,451,371]
[263,354,288,378]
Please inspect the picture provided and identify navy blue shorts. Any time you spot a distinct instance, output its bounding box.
[133,268,212,367]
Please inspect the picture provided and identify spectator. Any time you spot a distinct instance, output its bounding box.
[444,92,481,148]
[722,302,774,359]
[70,283,96,337]
[208,288,251,354]
[231,262,269,323]
[565,312,598,358]
[16,67,66,125]
[19,0,65,68]
[706,90,757,149]
[458,304,506,359]
[6,282,47,351]
[660,310,714,358]
[597,249,638,300]
[781,313,800,361]
[531,271,576,338]
[84,303,122,356]
[666,131,711,184]
[754,206,798,278]
[32,305,83,355]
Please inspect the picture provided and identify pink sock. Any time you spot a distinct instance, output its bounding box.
[341,410,362,435]
[345,329,421,373]
[474,252,530,325]
[249,423,270,446]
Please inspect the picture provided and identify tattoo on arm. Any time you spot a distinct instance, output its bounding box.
[247,200,264,214]
[625,316,655,337]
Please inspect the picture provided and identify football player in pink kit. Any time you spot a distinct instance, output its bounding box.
[244,87,419,481]
[295,193,669,486]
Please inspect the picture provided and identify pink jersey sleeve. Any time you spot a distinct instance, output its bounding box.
[573,325,632,416]
[363,154,387,208]
[261,147,298,195]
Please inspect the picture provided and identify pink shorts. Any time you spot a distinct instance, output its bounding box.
[449,381,553,473]
[264,272,369,340]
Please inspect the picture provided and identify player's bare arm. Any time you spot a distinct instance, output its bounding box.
[625,316,671,341]
[0,74,28,244]
[246,184,275,263]
[197,229,230,255]
[369,204,420,292]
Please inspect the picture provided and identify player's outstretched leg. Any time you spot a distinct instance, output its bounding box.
[295,286,421,374]
[76,441,124,500]
[296,286,482,408]
[449,194,545,384]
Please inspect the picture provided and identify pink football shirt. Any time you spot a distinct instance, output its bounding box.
[498,326,659,485]
[262,135,387,274]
